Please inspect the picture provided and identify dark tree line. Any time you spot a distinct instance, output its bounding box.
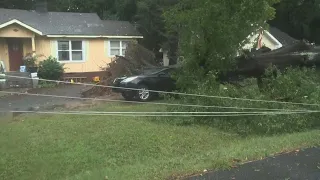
[1,0,320,58]
[270,0,320,44]
[0,0,177,58]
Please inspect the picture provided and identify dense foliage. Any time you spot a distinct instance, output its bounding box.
[161,0,320,135]
[2,0,320,54]
[164,0,279,88]
[38,56,64,80]
[166,67,320,135]
[270,0,320,44]
[3,0,320,135]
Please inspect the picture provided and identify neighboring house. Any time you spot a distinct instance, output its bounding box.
[162,27,296,65]
[243,26,297,51]
[0,4,142,75]
[159,48,170,66]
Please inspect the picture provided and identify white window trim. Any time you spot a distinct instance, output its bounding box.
[57,40,85,62]
[108,40,129,57]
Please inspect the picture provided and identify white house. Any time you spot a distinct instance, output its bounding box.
[162,27,296,65]
[243,27,297,51]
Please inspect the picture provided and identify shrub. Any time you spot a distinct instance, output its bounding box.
[262,66,320,103]
[38,56,64,80]
[167,67,320,135]
[23,53,46,72]
[23,55,37,68]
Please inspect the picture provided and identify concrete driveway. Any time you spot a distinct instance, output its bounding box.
[0,85,88,111]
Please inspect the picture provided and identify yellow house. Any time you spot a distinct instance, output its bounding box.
[0,7,142,76]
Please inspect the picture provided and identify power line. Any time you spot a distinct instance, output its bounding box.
[40,110,320,114]
[2,74,320,107]
[2,108,305,114]
[0,91,310,112]
[2,110,317,117]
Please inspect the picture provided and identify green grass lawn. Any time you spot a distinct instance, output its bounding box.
[0,103,319,180]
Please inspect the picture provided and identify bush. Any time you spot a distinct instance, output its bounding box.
[23,54,46,73]
[23,53,37,68]
[38,56,64,80]
[38,81,57,88]
[167,67,320,135]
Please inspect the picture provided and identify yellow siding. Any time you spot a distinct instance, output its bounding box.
[0,38,33,71]
[0,33,133,73]
[0,39,9,71]
[0,24,35,38]
[0,24,35,71]
[0,21,133,72]
[34,37,113,73]
[61,39,112,73]
[22,39,32,56]
[35,36,53,62]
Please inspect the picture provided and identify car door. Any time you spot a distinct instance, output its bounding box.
[155,69,175,91]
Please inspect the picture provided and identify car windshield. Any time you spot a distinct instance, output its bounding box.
[150,68,170,75]
[141,68,169,75]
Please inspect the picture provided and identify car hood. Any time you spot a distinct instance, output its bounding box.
[120,75,146,83]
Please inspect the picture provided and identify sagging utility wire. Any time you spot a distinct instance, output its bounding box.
[2,110,320,117]
[2,74,320,107]
[0,91,313,112]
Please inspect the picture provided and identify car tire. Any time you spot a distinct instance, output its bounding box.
[121,92,135,101]
[136,84,153,101]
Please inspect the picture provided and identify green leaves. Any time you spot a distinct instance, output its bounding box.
[163,1,320,135]
[38,56,64,80]
[164,0,278,88]
[167,67,320,135]
[270,0,320,43]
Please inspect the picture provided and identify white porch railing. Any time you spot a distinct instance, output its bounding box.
[0,60,6,73]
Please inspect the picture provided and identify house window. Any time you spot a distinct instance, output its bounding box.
[109,40,129,57]
[58,41,83,61]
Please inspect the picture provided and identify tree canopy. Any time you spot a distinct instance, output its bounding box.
[164,0,279,88]
[2,0,320,66]
[270,0,320,44]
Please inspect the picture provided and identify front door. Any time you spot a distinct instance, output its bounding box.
[7,39,23,71]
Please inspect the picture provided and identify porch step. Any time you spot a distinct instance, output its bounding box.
[4,72,33,88]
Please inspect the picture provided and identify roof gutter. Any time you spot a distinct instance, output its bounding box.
[46,35,143,39]
[102,36,143,39]
[264,30,283,48]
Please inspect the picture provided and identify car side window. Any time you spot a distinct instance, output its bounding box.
[158,69,171,76]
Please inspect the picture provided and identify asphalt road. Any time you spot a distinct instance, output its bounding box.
[185,147,320,180]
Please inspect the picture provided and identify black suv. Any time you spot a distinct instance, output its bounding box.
[112,67,176,101]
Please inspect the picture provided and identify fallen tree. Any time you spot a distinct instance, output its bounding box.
[83,40,320,97]
[219,40,320,83]
[81,43,161,97]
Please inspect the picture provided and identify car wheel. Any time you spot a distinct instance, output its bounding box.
[121,92,135,101]
[137,84,152,101]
